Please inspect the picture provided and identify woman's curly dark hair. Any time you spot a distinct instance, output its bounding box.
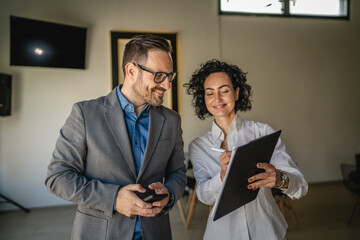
[184,59,252,120]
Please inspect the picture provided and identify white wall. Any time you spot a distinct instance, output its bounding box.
[218,14,360,182]
[0,0,359,209]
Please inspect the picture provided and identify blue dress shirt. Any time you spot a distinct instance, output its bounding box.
[117,85,149,240]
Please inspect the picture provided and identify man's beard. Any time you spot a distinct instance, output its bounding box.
[133,76,165,106]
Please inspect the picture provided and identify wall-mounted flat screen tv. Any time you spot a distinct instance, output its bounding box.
[10,16,87,69]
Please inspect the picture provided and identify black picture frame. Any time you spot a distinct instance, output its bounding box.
[110,31,178,112]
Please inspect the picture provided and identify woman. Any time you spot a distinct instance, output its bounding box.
[184,60,308,240]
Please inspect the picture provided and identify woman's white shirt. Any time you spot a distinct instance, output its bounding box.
[189,113,308,240]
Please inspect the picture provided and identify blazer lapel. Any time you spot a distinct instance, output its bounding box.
[138,106,165,179]
[104,90,137,178]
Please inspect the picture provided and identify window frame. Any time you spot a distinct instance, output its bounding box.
[218,0,350,20]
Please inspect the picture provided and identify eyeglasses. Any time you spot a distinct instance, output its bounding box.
[133,62,177,84]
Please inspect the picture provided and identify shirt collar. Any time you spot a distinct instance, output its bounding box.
[210,112,243,145]
[116,85,150,114]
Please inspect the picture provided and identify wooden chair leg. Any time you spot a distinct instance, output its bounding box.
[209,204,213,213]
[285,195,298,224]
[347,194,360,225]
[185,184,197,228]
[185,191,193,213]
[279,197,285,217]
[177,200,187,227]
[177,184,198,229]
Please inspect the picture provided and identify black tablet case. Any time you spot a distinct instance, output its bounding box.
[212,130,282,221]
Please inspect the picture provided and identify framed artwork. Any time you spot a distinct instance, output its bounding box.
[111,31,178,112]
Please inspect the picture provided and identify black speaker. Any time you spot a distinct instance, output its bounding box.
[0,73,12,116]
[356,154,360,172]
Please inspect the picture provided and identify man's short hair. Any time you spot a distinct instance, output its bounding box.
[122,34,172,76]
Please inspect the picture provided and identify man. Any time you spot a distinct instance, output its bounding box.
[45,34,187,240]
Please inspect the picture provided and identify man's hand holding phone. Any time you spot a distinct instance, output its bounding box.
[148,182,171,208]
[115,184,155,218]
[143,193,168,203]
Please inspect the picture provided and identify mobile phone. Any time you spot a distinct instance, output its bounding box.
[143,193,168,203]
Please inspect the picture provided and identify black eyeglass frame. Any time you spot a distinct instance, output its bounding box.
[133,62,177,84]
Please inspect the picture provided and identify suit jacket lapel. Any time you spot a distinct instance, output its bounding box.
[104,90,137,178]
[138,106,165,179]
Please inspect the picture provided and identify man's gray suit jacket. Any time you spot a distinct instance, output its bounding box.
[45,89,187,240]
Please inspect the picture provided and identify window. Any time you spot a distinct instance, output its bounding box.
[219,0,349,19]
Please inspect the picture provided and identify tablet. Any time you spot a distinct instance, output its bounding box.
[211,130,282,221]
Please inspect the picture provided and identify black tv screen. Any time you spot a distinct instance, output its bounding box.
[10,16,87,69]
